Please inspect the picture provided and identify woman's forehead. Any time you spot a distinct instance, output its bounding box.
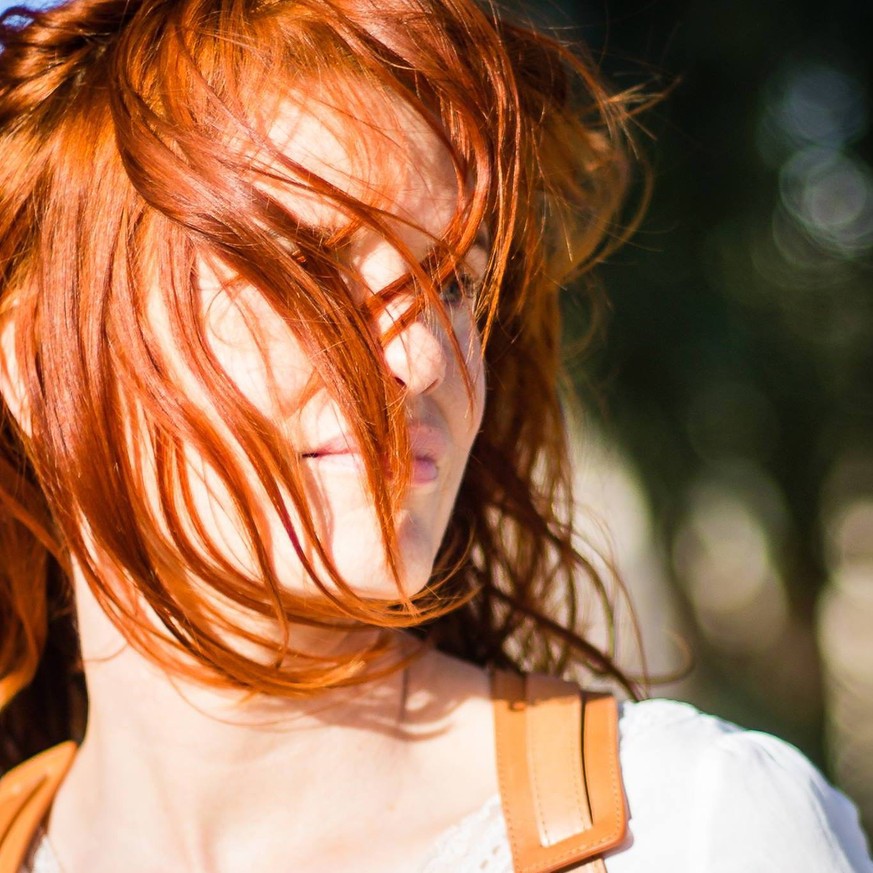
[263,90,463,258]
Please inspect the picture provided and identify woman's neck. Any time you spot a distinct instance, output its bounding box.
[45,567,496,873]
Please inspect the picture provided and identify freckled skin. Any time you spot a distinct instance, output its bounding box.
[145,92,487,602]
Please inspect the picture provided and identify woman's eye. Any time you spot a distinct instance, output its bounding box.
[439,274,479,308]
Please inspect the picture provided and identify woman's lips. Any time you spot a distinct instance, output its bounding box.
[302,425,446,485]
[307,453,438,484]
[411,458,439,483]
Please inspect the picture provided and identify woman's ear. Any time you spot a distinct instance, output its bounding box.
[0,310,32,437]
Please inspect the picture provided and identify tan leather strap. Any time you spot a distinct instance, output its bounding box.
[492,671,627,873]
[0,742,77,873]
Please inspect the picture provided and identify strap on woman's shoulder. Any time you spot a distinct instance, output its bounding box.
[0,742,77,873]
[491,670,628,873]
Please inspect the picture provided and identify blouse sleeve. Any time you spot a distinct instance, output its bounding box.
[610,699,873,873]
[686,727,872,872]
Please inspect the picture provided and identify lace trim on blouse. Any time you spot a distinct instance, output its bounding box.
[419,794,510,872]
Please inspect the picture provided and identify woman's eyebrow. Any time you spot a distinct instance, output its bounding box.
[474,224,491,252]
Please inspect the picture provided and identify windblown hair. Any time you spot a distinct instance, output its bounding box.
[0,0,645,767]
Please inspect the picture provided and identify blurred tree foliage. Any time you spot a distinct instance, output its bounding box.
[521,0,872,786]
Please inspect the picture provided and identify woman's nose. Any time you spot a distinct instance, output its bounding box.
[380,307,447,396]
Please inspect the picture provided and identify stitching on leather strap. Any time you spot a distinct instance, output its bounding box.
[544,697,624,864]
[526,675,589,849]
[492,670,527,870]
[492,671,627,873]
[526,676,551,846]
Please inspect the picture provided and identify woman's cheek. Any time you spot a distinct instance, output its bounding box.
[204,285,316,417]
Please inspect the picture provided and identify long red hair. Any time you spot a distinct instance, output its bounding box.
[0,0,645,767]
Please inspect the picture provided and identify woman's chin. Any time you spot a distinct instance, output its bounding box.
[310,509,441,602]
[329,550,436,602]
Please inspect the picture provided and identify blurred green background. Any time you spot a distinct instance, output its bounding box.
[519,0,873,837]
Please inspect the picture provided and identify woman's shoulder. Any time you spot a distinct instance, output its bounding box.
[612,697,873,872]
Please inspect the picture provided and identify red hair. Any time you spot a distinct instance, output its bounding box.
[0,0,645,765]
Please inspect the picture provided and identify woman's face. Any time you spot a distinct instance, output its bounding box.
[144,92,488,607]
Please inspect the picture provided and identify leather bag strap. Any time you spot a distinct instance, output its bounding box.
[491,671,628,873]
[0,742,77,873]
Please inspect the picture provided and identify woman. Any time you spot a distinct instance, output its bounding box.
[0,0,870,870]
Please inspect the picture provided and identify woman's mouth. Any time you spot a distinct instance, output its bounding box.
[303,451,438,484]
[301,426,446,485]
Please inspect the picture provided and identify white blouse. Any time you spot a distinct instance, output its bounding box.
[25,699,873,873]
[420,699,872,872]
